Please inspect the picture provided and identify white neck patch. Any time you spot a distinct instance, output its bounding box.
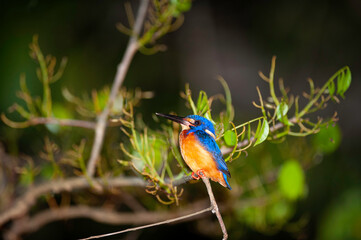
[205,129,216,139]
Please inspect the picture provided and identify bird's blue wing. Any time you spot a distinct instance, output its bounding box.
[194,130,231,178]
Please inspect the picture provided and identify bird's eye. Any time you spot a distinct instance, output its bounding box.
[194,120,201,126]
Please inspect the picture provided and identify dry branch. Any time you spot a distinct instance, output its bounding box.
[86,0,150,176]
[4,201,210,240]
[0,176,146,226]
[202,178,228,240]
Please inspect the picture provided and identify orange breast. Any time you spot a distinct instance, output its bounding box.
[179,131,227,187]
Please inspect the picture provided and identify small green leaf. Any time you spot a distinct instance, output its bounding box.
[247,123,251,140]
[171,0,192,17]
[276,102,293,126]
[218,76,234,123]
[196,91,209,114]
[339,67,351,98]
[336,71,344,96]
[328,80,335,97]
[343,68,352,93]
[336,67,352,98]
[224,130,237,146]
[312,124,341,154]
[278,160,305,200]
[254,118,269,146]
[276,102,288,120]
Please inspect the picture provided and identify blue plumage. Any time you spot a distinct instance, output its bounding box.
[185,115,232,190]
[156,113,232,190]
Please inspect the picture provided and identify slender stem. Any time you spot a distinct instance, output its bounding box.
[79,207,212,240]
[220,117,297,155]
[201,178,228,240]
[217,116,264,139]
[298,66,348,118]
[86,0,149,176]
[269,56,279,106]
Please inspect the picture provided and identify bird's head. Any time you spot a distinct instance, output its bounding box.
[156,113,216,139]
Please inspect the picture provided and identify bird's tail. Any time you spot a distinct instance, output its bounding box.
[222,172,232,190]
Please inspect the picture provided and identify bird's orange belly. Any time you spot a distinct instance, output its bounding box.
[179,132,226,187]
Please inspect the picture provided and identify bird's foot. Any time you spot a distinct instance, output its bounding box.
[192,170,205,180]
[191,172,200,180]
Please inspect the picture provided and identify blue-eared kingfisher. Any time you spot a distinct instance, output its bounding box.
[156,113,231,190]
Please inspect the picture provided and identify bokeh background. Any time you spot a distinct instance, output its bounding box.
[0,0,360,239]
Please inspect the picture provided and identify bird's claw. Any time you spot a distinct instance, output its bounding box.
[191,170,205,180]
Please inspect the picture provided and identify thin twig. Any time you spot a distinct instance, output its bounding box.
[86,0,150,176]
[201,178,228,240]
[79,207,212,240]
[0,176,146,226]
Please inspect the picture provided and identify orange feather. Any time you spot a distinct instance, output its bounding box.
[179,131,228,188]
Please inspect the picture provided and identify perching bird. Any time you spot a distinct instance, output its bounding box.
[156,113,231,190]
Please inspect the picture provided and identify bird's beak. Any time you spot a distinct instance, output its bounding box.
[156,113,191,127]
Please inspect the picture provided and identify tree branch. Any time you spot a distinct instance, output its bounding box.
[79,207,212,240]
[26,117,96,129]
[86,0,150,177]
[4,201,210,240]
[202,178,228,240]
[0,176,146,227]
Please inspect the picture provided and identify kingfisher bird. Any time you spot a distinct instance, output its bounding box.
[156,113,231,190]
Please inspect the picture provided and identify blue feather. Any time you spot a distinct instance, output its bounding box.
[222,173,232,190]
[193,130,231,178]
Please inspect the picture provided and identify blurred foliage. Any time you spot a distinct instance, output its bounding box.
[317,188,361,240]
[0,0,355,239]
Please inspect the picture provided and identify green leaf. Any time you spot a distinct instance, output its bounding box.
[218,76,234,123]
[336,71,344,96]
[196,91,209,115]
[336,67,352,98]
[328,80,335,97]
[171,0,192,17]
[276,102,288,120]
[254,118,269,146]
[278,160,305,200]
[247,123,251,141]
[276,102,293,126]
[312,124,341,154]
[343,67,352,93]
[224,130,237,146]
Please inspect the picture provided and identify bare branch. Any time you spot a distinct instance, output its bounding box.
[86,0,150,177]
[79,206,212,240]
[4,201,210,240]
[0,176,146,226]
[27,117,96,129]
[201,178,228,240]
